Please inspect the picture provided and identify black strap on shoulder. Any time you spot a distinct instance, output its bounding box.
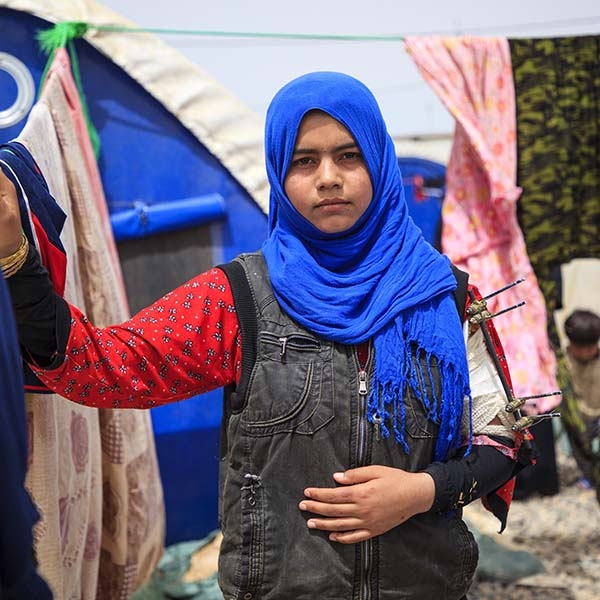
[217,260,258,407]
[451,264,469,322]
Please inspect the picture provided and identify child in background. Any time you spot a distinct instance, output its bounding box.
[563,309,600,489]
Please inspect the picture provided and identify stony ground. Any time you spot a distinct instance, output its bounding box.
[465,448,600,600]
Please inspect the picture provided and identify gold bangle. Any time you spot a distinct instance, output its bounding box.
[1,234,29,279]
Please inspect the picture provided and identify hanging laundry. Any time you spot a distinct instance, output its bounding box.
[509,35,600,343]
[0,274,53,599]
[405,36,559,412]
[510,34,600,502]
[8,48,165,599]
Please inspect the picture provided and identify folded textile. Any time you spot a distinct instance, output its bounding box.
[0,140,67,393]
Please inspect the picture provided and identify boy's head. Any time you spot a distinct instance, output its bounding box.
[564,309,600,362]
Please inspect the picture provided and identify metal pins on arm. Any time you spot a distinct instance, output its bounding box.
[467,278,527,326]
[465,277,562,435]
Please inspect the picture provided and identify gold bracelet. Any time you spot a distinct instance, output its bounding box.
[1,233,29,279]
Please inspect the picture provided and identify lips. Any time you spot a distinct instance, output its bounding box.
[316,198,347,207]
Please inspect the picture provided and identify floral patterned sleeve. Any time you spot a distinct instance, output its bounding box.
[30,267,242,409]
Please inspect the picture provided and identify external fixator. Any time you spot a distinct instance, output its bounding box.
[466,277,561,445]
[505,390,563,413]
[512,412,562,432]
[466,277,527,325]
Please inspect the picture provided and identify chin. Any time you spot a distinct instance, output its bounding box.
[315,219,357,234]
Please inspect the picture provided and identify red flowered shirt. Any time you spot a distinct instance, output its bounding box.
[31,267,242,409]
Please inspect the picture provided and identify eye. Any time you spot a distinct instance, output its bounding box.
[340,151,362,161]
[291,156,315,167]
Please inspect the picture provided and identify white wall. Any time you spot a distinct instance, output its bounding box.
[99,0,599,138]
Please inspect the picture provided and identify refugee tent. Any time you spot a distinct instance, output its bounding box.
[0,0,269,567]
[397,156,445,250]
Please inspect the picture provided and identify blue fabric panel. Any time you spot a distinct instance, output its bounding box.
[397,156,446,250]
[0,276,52,598]
[110,193,226,241]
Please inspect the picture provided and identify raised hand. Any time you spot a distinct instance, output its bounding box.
[0,166,23,258]
[299,465,435,544]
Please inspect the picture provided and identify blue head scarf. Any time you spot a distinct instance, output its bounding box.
[261,71,470,460]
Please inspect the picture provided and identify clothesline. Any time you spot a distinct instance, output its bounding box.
[95,25,407,42]
[35,16,600,45]
[38,21,405,44]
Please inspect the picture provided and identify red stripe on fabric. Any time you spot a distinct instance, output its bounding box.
[30,212,67,297]
[24,383,53,392]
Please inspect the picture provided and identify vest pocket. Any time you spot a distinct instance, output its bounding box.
[241,331,334,436]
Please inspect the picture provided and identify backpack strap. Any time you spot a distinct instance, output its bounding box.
[451,264,469,323]
[217,260,258,410]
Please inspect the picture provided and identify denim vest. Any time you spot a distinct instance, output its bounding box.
[217,252,477,600]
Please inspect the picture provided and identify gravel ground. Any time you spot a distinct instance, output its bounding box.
[465,448,600,600]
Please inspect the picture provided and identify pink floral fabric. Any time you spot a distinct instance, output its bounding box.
[405,37,559,411]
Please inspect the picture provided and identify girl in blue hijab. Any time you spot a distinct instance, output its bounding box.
[0,70,525,599]
[262,71,471,462]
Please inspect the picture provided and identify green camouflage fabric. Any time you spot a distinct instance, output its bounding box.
[509,36,600,500]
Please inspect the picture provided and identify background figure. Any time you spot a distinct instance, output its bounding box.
[0,273,52,599]
[563,309,600,488]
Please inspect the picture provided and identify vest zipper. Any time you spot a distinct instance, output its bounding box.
[357,342,381,445]
[360,539,374,600]
[356,343,371,467]
[355,342,375,600]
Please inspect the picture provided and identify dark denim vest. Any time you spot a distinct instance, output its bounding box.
[217,252,477,600]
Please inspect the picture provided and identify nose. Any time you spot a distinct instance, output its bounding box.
[316,157,342,189]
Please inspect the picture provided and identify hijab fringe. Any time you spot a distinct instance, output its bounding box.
[368,337,473,462]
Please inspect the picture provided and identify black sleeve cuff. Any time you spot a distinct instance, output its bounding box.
[423,439,519,514]
[7,244,71,366]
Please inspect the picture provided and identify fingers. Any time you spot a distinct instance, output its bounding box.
[303,512,373,544]
[306,516,361,532]
[0,166,18,212]
[329,529,371,544]
[306,516,373,544]
[0,164,12,189]
[333,465,390,485]
[303,484,355,504]
[299,498,355,517]
[299,492,372,542]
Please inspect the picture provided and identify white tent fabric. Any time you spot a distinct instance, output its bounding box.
[0,0,269,214]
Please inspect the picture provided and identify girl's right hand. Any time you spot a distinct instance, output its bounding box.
[0,166,23,258]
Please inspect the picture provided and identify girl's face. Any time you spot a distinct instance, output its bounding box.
[283,111,373,234]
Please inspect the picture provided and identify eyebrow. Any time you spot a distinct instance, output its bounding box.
[292,141,359,155]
